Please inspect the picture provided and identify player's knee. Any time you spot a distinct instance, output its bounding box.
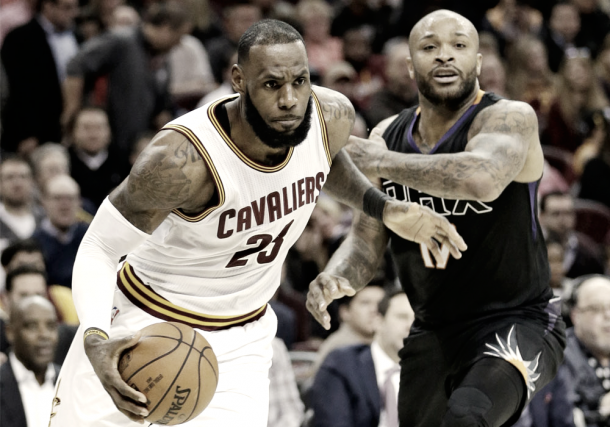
[441,387,492,427]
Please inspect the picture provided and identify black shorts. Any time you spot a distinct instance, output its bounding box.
[397,298,566,427]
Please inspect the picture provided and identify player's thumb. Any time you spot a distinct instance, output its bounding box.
[338,279,356,297]
[116,331,142,351]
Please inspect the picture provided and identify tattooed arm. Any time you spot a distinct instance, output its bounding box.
[307,212,389,329]
[110,129,214,231]
[72,130,213,423]
[349,100,543,202]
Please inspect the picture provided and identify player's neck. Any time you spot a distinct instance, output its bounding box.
[416,88,480,148]
[225,99,290,166]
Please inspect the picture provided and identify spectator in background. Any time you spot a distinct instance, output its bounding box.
[168,31,216,113]
[205,2,261,84]
[543,52,609,153]
[506,35,556,132]
[547,236,570,299]
[478,52,508,97]
[33,175,89,289]
[267,337,305,427]
[482,0,544,52]
[0,265,49,357]
[62,1,190,154]
[30,142,97,219]
[363,39,417,128]
[0,157,45,255]
[539,191,606,278]
[0,296,59,427]
[330,0,391,52]
[578,111,610,210]
[0,238,45,295]
[68,107,130,209]
[197,50,238,108]
[312,283,385,375]
[1,0,79,156]
[596,35,610,101]
[109,4,140,30]
[0,256,78,360]
[29,143,70,193]
[0,240,45,277]
[321,61,368,137]
[571,0,610,58]
[564,275,610,427]
[544,1,584,72]
[573,109,608,177]
[341,26,385,111]
[310,289,414,427]
[296,0,343,77]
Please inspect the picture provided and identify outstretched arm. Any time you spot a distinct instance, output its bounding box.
[348,100,542,202]
[72,130,212,422]
[307,211,389,329]
[314,86,466,261]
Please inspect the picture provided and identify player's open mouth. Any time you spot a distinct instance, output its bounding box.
[432,69,459,83]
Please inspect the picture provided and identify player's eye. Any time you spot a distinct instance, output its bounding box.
[294,77,306,86]
[264,81,278,89]
[456,43,466,48]
[423,45,435,51]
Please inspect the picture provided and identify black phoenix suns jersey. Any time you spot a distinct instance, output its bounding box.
[382,91,552,325]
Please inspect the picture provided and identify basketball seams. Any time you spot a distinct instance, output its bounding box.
[148,327,199,417]
[124,324,185,383]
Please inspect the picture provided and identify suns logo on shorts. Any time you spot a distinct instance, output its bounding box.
[483,325,541,398]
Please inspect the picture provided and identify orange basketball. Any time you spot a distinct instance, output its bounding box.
[118,322,219,425]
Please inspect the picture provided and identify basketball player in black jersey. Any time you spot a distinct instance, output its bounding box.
[307,10,566,427]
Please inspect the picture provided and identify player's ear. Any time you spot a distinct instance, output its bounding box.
[231,64,246,95]
[407,56,415,80]
[476,53,482,77]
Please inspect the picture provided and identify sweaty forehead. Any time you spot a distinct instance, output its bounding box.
[410,11,478,45]
[245,42,308,77]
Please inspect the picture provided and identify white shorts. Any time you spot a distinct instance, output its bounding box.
[49,286,277,427]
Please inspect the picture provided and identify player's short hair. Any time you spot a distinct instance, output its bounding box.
[1,239,43,268]
[237,19,304,65]
[377,288,406,317]
[5,264,47,293]
[143,0,189,30]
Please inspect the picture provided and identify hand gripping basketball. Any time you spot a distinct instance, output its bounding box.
[382,201,467,265]
[84,332,150,423]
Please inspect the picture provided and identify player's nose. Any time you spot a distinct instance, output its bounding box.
[278,84,297,109]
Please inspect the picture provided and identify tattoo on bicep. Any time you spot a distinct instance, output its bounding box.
[475,104,537,137]
[128,148,195,207]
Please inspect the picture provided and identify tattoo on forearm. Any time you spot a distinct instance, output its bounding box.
[330,216,386,289]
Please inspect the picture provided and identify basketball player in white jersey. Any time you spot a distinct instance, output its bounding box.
[49,20,466,427]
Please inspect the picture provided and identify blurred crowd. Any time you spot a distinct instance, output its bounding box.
[1,0,610,426]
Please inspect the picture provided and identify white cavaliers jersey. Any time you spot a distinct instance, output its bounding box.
[123,94,332,323]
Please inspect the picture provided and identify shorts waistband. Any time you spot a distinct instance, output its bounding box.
[117,262,267,331]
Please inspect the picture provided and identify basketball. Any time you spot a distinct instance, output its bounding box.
[118,322,219,425]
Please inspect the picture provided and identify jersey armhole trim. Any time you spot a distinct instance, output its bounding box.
[162,124,225,222]
[311,91,333,168]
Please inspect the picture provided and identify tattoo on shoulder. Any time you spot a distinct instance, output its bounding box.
[321,96,356,124]
[471,102,538,138]
[128,137,199,208]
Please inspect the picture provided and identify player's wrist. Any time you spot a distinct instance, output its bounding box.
[363,187,390,221]
[83,327,110,343]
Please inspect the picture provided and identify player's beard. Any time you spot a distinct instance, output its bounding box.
[415,67,477,111]
[244,91,313,149]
